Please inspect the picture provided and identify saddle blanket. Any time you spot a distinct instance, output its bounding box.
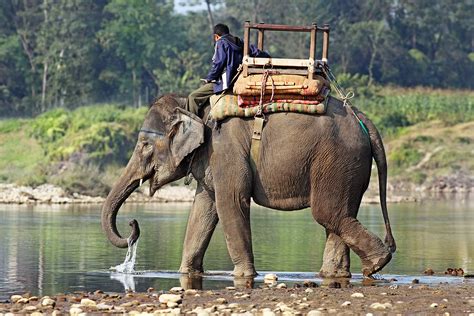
[209,94,327,122]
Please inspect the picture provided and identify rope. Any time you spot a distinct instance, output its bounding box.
[256,69,275,117]
[320,63,369,137]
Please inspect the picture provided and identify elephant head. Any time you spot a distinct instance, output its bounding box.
[101,96,205,248]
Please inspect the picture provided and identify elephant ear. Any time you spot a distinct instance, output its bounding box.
[169,108,204,168]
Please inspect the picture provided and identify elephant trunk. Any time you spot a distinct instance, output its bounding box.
[102,153,142,248]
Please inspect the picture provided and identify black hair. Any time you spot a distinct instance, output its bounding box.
[213,23,230,36]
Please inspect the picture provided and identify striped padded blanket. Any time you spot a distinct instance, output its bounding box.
[209,94,327,122]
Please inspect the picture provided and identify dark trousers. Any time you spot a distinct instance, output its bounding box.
[186,83,215,116]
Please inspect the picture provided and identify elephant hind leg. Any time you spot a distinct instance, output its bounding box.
[336,216,392,277]
[312,204,391,277]
[319,231,351,278]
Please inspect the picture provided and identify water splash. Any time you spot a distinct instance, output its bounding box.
[110,237,139,274]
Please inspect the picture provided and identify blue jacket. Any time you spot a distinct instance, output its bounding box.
[206,34,270,93]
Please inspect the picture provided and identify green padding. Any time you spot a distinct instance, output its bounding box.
[209,94,327,122]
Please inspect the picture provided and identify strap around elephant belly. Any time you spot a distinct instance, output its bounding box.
[250,116,265,171]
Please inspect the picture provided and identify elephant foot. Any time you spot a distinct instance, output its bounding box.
[361,251,392,278]
[179,264,203,275]
[319,269,352,279]
[232,264,257,277]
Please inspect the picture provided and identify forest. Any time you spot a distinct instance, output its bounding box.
[1,0,473,116]
[0,0,473,195]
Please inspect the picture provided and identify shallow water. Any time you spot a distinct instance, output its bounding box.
[0,196,473,299]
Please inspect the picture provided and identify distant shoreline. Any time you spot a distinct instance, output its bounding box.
[0,182,471,205]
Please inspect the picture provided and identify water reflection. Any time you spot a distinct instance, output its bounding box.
[0,198,473,299]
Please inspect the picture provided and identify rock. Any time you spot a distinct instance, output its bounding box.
[159,294,182,304]
[169,287,184,293]
[261,308,276,316]
[96,303,113,310]
[468,299,474,307]
[305,288,314,293]
[215,297,227,304]
[167,301,178,308]
[424,268,435,275]
[276,283,287,289]
[80,298,96,307]
[228,303,239,309]
[23,306,37,312]
[366,313,374,316]
[69,307,83,316]
[389,284,399,289]
[17,298,29,304]
[290,294,298,298]
[307,311,322,316]
[239,294,250,299]
[226,286,236,290]
[184,289,197,295]
[41,298,55,307]
[351,292,364,298]
[29,296,39,301]
[370,303,387,310]
[264,274,278,282]
[147,287,155,293]
[430,303,438,308]
[10,295,23,303]
[341,301,351,307]
[31,312,43,316]
[412,279,419,284]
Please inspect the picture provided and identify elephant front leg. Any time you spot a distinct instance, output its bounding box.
[179,185,218,274]
[319,231,351,278]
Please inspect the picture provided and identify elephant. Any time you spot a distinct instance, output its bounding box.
[101,94,396,278]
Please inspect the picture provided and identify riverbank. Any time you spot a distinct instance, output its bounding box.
[1,282,474,315]
[1,182,472,205]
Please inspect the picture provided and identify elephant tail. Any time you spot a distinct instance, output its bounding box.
[358,113,397,253]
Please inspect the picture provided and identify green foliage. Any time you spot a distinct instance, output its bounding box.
[389,142,422,171]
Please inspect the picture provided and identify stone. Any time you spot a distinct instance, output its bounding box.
[370,303,387,310]
[159,294,182,304]
[29,296,39,301]
[341,301,351,307]
[261,308,276,316]
[184,289,197,295]
[69,307,83,316]
[80,298,96,307]
[10,295,23,303]
[41,298,55,307]
[239,294,250,299]
[430,303,438,308]
[169,287,184,293]
[17,298,29,304]
[23,306,37,312]
[228,303,239,309]
[384,302,393,309]
[96,303,113,310]
[351,292,364,298]
[468,299,474,307]
[264,274,278,281]
[216,297,227,304]
[167,301,178,308]
[226,286,236,290]
[366,313,374,316]
[305,288,314,293]
[276,283,287,289]
[31,312,43,316]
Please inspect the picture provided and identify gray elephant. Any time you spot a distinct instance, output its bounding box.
[102,95,396,278]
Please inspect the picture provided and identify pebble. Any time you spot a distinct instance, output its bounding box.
[264,274,278,281]
[159,294,182,304]
[307,311,322,316]
[430,303,438,308]
[216,297,227,304]
[366,313,374,316]
[389,284,398,289]
[305,288,314,293]
[276,283,287,289]
[23,306,37,312]
[351,292,364,298]
[290,294,298,298]
[69,307,83,316]
[10,295,23,303]
[468,299,474,306]
[96,303,113,310]
[369,302,392,310]
[167,301,178,308]
[261,308,276,316]
[169,287,184,293]
[341,301,351,307]
[226,286,236,290]
[80,298,96,307]
[239,294,251,299]
[17,298,29,304]
[31,312,43,316]
[41,298,55,307]
[184,289,197,295]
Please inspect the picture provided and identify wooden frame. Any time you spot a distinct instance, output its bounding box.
[242,21,330,78]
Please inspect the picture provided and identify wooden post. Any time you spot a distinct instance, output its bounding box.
[243,20,250,77]
[257,22,264,50]
[322,24,330,63]
[308,22,317,79]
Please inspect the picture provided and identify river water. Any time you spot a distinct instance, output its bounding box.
[0,197,473,299]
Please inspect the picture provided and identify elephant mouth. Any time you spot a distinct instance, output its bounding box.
[137,172,160,197]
